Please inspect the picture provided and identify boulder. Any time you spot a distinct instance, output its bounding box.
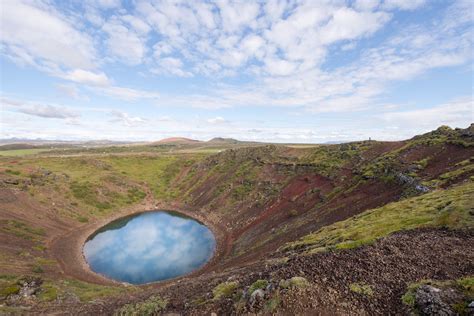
[249,289,265,306]
[415,285,454,316]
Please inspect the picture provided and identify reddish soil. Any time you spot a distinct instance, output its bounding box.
[420,144,473,178]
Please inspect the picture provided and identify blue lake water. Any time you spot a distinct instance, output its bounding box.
[83,211,216,284]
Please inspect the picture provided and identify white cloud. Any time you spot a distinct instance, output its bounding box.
[57,69,159,102]
[133,0,396,80]
[157,115,172,122]
[194,2,217,29]
[0,0,97,70]
[264,58,298,76]
[355,0,380,11]
[380,97,474,129]
[153,57,193,77]
[56,84,81,99]
[382,0,426,11]
[121,15,151,35]
[102,18,146,65]
[207,116,227,124]
[319,8,390,45]
[63,69,110,86]
[1,0,472,141]
[2,98,79,119]
[216,1,260,33]
[95,0,122,10]
[95,86,159,101]
[109,110,147,126]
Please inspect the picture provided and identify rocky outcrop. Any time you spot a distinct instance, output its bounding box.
[396,172,430,193]
[415,285,455,315]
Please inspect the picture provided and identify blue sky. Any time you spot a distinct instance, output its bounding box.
[0,0,472,143]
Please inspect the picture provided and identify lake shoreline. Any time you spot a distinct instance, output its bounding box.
[48,197,229,288]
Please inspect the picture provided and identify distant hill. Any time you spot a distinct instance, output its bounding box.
[154,137,201,144]
[207,137,241,144]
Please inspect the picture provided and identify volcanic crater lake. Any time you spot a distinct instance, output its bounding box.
[83,211,216,284]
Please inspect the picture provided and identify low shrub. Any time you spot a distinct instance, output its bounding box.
[248,279,268,294]
[115,296,167,316]
[212,281,238,300]
[350,282,374,296]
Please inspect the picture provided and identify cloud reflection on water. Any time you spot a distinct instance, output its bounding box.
[84,211,215,284]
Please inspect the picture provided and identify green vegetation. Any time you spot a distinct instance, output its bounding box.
[401,286,416,307]
[104,155,199,200]
[213,281,239,300]
[70,181,111,211]
[423,162,474,188]
[302,142,371,176]
[248,279,268,294]
[279,276,309,289]
[415,157,430,169]
[69,179,146,214]
[33,245,46,252]
[457,276,474,295]
[60,279,128,302]
[126,188,146,202]
[0,220,46,241]
[231,180,254,201]
[410,125,473,148]
[264,294,281,312]
[38,283,58,302]
[115,295,167,316]
[350,282,374,296]
[4,169,21,175]
[0,148,53,156]
[77,216,89,223]
[358,126,473,185]
[0,274,130,303]
[0,154,211,223]
[35,258,56,266]
[284,181,474,252]
[0,283,20,299]
[207,159,260,202]
[70,181,146,212]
